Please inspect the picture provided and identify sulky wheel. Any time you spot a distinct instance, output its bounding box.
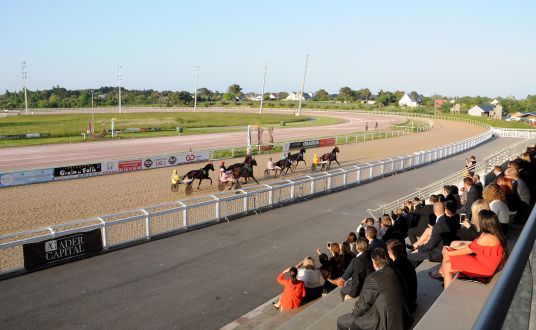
[218,181,226,191]
[171,183,180,193]
[233,181,241,190]
[264,169,270,179]
[184,184,193,195]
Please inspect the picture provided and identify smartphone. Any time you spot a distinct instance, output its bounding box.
[460,213,466,224]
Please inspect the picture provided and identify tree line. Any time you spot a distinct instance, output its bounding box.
[1,84,535,114]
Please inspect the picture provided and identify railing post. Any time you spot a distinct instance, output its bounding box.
[183,205,189,229]
[141,209,151,239]
[97,217,107,249]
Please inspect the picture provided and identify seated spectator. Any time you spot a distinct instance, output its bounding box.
[318,253,336,293]
[459,177,482,219]
[357,217,375,238]
[455,199,489,243]
[496,175,519,212]
[274,267,305,311]
[341,241,356,270]
[380,214,405,245]
[443,185,457,205]
[408,202,450,267]
[444,201,461,236]
[346,232,358,254]
[407,195,438,244]
[331,238,374,301]
[439,210,508,289]
[473,174,483,193]
[505,167,531,223]
[365,226,386,252]
[296,256,325,304]
[336,248,413,330]
[450,184,462,208]
[317,243,345,280]
[484,165,504,186]
[483,183,510,233]
[392,208,409,239]
[387,239,417,312]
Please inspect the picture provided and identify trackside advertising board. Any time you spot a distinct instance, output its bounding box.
[0,168,54,188]
[23,229,103,271]
[282,138,336,152]
[53,163,102,180]
[142,151,209,169]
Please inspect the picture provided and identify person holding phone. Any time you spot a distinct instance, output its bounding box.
[439,210,507,289]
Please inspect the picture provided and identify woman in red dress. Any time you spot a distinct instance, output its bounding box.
[273,267,305,311]
[440,209,508,289]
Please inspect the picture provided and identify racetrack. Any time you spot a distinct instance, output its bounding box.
[0,118,487,235]
[0,110,401,171]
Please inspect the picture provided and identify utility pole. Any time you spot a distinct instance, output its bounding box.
[297,54,309,117]
[118,65,122,113]
[259,62,267,114]
[194,65,199,112]
[91,90,95,134]
[21,62,28,115]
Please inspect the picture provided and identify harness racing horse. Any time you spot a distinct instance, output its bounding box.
[227,155,253,172]
[289,148,307,169]
[319,147,340,171]
[178,163,215,193]
[231,158,259,187]
[265,158,292,178]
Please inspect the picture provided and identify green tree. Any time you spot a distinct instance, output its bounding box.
[339,86,355,102]
[314,89,330,101]
[227,84,242,97]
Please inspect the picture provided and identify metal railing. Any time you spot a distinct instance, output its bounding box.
[366,138,536,219]
[473,205,536,330]
[0,125,493,275]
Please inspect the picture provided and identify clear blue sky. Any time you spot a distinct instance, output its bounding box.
[1,0,535,98]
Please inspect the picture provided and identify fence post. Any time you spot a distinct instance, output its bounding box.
[141,209,151,239]
[97,217,107,249]
[183,205,189,229]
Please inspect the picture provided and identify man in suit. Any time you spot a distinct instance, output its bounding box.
[459,177,482,219]
[337,248,413,330]
[506,167,531,222]
[336,238,374,301]
[484,165,503,186]
[387,239,417,312]
[407,195,438,244]
[366,226,386,252]
[408,202,450,268]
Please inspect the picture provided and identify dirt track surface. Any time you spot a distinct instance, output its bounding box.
[0,119,487,235]
[0,110,401,171]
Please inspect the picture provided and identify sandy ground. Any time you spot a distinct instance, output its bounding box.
[0,119,486,235]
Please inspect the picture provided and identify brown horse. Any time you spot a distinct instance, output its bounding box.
[179,163,215,189]
[319,147,340,170]
[227,155,254,172]
[231,158,258,186]
[289,148,307,168]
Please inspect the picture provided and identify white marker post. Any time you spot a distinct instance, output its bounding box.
[118,65,122,114]
[259,62,267,114]
[297,54,309,117]
[194,65,199,112]
[111,118,116,137]
[246,125,252,155]
[21,62,28,116]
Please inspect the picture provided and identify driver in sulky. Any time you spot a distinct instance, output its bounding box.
[267,157,281,172]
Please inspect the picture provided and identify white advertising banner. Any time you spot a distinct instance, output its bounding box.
[142,151,210,169]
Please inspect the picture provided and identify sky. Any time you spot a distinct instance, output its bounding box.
[1,0,535,98]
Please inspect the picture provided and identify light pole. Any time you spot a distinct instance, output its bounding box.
[118,65,122,113]
[91,90,95,134]
[259,62,267,114]
[21,62,28,115]
[297,54,309,116]
[194,65,199,112]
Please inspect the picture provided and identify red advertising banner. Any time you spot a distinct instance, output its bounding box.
[319,138,336,147]
[118,160,142,172]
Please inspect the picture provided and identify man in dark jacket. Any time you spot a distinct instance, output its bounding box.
[386,240,417,311]
[337,248,413,330]
[336,238,374,301]
[459,177,482,219]
[407,195,438,244]
[408,202,451,267]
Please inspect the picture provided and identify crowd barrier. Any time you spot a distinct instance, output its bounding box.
[0,124,493,275]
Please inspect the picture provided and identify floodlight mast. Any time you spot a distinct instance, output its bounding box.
[118,65,122,113]
[194,65,199,112]
[297,54,309,116]
[21,62,28,115]
[259,62,267,114]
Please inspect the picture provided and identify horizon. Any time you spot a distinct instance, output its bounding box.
[1,1,535,99]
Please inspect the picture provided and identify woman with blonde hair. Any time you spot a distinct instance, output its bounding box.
[296,256,325,303]
[483,183,510,233]
[455,199,490,243]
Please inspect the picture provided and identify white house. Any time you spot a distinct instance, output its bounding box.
[468,105,494,117]
[491,99,500,106]
[285,92,312,101]
[398,93,420,108]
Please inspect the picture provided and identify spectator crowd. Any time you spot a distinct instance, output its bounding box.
[272,145,536,330]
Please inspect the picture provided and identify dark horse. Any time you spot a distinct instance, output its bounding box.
[227,155,254,172]
[319,147,340,170]
[289,148,307,168]
[180,163,215,189]
[231,158,259,186]
[274,158,293,176]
